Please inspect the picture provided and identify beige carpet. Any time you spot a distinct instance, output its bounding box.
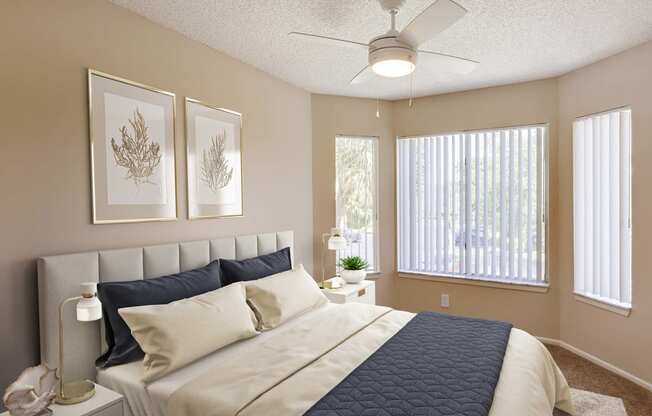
[554,388,628,416]
[546,345,650,416]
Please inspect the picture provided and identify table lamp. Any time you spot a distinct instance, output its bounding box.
[56,282,102,405]
[320,227,348,288]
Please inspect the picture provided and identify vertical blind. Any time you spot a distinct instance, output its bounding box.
[335,135,379,271]
[573,108,632,308]
[397,125,547,284]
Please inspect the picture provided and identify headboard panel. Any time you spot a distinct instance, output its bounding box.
[37,230,294,383]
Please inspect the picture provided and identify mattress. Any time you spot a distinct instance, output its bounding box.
[97,359,155,416]
[97,303,573,416]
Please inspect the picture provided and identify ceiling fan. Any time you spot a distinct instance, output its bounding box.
[289,0,478,85]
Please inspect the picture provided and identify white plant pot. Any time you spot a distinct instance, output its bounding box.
[340,269,367,284]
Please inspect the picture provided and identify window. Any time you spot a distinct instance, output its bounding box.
[397,125,547,285]
[335,135,379,272]
[573,108,631,309]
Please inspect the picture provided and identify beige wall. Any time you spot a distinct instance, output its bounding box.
[557,41,652,383]
[311,95,396,307]
[391,79,561,339]
[0,0,313,398]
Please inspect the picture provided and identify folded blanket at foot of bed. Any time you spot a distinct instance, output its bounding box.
[304,312,513,416]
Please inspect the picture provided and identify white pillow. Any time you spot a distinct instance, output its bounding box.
[244,265,327,330]
[119,283,258,382]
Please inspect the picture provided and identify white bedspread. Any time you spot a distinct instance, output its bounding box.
[98,303,573,416]
[98,303,344,416]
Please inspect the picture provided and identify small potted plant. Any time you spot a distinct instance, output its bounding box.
[339,256,369,283]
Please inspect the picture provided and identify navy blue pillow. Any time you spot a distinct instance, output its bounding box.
[96,260,221,368]
[220,247,292,286]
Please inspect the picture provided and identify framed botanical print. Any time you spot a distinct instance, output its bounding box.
[185,98,243,219]
[88,69,177,224]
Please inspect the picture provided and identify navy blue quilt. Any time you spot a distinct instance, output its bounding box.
[304,312,513,416]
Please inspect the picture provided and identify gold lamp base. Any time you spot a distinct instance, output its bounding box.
[55,380,96,405]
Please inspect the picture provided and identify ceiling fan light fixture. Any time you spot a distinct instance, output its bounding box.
[289,0,476,85]
[369,45,416,78]
[372,58,415,78]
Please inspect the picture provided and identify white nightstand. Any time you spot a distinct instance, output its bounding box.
[322,279,376,305]
[2,384,123,416]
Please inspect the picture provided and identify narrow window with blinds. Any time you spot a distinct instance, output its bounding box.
[335,135,379,272]
[397,125,547,285]
[573,108,632,310]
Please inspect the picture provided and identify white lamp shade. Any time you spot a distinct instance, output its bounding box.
[77,282,102,322]
[80,282,97,296]
[77,296,102,321]
[328,235,347,250]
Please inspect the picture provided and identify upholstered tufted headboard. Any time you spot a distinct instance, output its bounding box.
[37,230,294,383]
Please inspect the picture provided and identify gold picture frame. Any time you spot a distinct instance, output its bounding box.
[88,69,178,224]
[184,97,243,219]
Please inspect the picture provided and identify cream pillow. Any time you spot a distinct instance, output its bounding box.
[245,265,328,330]
[119,283,258,382]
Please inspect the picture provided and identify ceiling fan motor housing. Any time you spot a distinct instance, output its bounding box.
[378,0,406,12]
[368,34,417,77]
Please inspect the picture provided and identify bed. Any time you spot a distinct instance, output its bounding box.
[38,230,573,416]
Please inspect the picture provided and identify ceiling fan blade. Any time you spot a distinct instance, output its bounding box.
[418,50,478,74]
[399,0,467,48]
[350,65,376,85]
[288,32,368,48]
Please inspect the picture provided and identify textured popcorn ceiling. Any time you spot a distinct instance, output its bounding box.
[109,0,652,100]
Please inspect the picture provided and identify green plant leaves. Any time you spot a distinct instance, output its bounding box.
[339,256,369,270]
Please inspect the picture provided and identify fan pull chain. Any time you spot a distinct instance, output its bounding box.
[409,71,414,108]
[376,97,380,118]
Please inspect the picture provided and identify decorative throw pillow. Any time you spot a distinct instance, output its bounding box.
[119,283,258,382]
[219,247,292,286]
[96,260,221,368]
[244,265,327,330]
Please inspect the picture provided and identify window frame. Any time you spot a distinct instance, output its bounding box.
[335,134,381,274]
[395,123,550,289]
[571,107,632,315]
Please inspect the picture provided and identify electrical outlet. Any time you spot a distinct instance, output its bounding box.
[441,294,450,308]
